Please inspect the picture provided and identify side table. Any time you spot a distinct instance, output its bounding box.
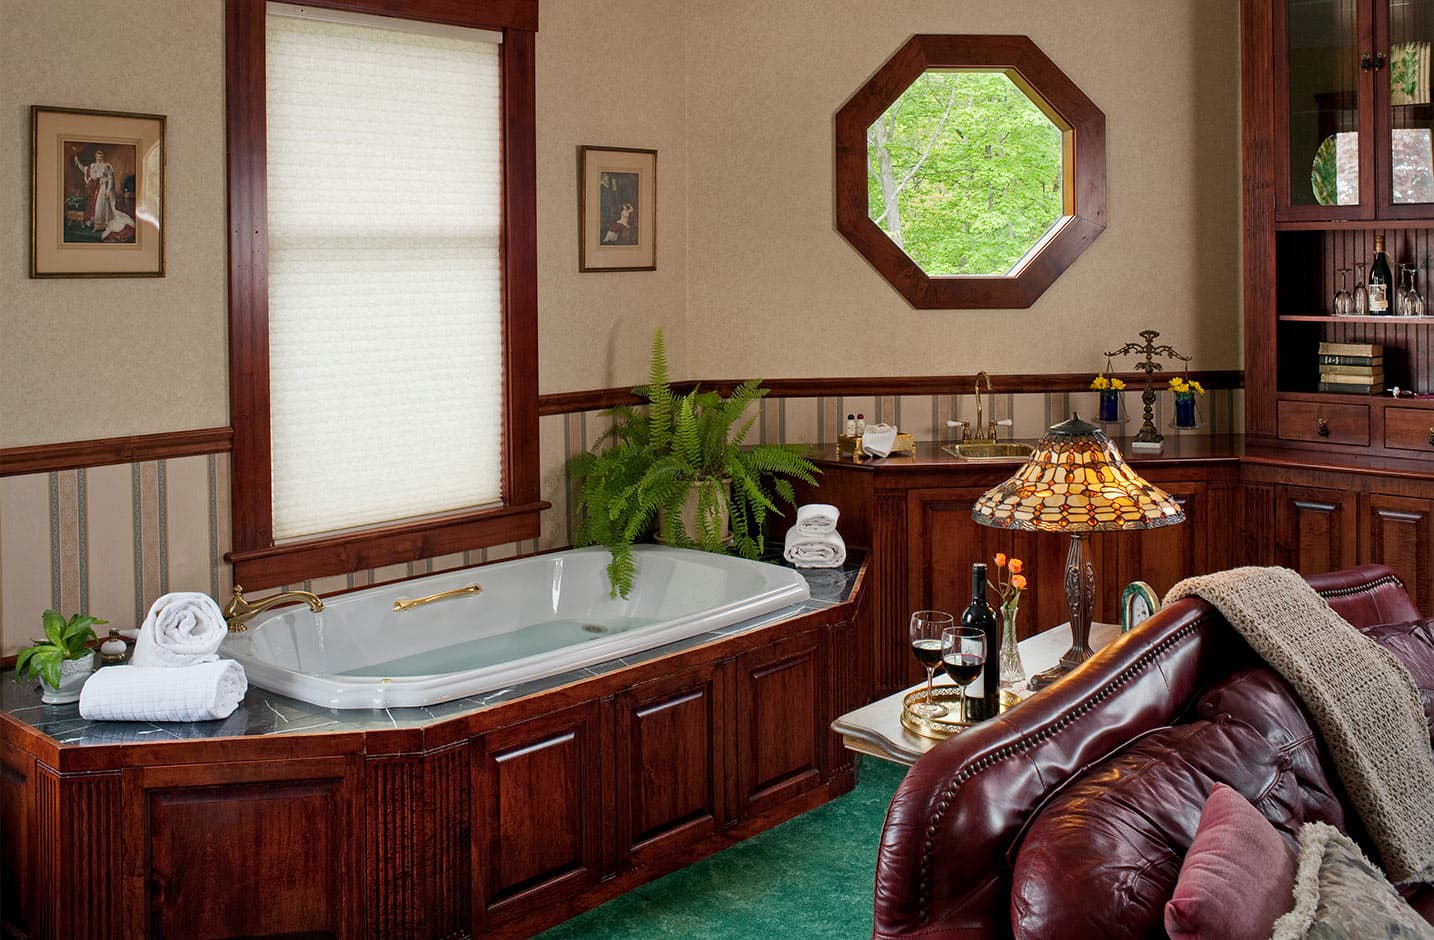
[832,621,1122,766]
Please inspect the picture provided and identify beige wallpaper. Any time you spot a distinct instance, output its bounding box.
[0,0,229,447]
[684,0,1243,379]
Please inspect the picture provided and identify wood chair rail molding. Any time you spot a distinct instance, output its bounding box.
[835,34,1106,309]
[0,372,1243,476]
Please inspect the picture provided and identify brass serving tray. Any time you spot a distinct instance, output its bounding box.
[900,686,1024,740]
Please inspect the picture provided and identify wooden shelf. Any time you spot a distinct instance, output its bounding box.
[1274,219,1434,231]
[1279,314,1434,324]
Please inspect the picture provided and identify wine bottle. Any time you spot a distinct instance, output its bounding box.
[1369,234,1393,316]
[959,563,1002,721]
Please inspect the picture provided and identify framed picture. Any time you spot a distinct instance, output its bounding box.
[31,106,166,278]
[1121,581,1161,634]
[578,145,656,272]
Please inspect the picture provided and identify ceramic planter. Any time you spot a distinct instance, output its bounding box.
[657,479,732,546]
[40,650,96,705]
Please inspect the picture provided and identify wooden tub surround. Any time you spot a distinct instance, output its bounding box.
[0,557,869,940]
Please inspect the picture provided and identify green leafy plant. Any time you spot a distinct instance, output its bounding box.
[569,330,820,597]
[15,610,107,689]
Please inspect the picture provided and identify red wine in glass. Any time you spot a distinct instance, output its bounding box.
[941,625,987,723]
[909,611,954,718]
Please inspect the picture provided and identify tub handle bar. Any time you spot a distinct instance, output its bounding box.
[393,583,483,613]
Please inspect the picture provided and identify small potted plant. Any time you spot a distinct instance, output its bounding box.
[1090,373,1126,422]
[1168,376,1205,429]
[16,610,108,704]
[569,329,820,597]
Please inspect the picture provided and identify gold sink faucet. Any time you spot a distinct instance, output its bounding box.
[223,585,325,633]
[971,371,996,443]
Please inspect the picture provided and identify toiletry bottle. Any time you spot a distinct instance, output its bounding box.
[960,563,1001,722]
[845,414,856,437]
[1369,234,1393,315]
[856,413,866,435]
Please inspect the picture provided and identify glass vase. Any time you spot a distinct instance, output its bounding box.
[1098,389,1120,422]
[998,600,1025,688]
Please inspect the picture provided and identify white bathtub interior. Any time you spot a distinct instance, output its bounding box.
[222,546,813,708]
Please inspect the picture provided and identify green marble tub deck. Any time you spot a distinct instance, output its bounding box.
[539,757,907,938]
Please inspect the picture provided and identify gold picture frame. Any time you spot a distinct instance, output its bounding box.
[31,105,166,278]
[578,145,656,272]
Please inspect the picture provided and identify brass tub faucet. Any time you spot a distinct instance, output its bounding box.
[224,585,325,633]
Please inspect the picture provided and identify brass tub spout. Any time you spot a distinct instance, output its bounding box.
[224,585,325,633]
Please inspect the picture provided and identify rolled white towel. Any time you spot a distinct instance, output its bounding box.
[129,592,227,668]
[861,423,899,458]
[78,660,248,722]
[783,526,847,568]
[795,503,840,536]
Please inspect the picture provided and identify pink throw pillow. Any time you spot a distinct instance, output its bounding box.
[1164,783,1299,940]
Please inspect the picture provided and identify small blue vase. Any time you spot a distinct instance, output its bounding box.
[1098,390,1120,422]
[1175,396,1197,429]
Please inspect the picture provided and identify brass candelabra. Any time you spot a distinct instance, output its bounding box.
[1104,330,1191,446]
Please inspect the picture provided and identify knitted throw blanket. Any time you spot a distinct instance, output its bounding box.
[1165,567,1434,884]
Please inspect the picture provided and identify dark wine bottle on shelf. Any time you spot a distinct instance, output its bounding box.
[1368,234,1393,316]
[959,563,1002,722]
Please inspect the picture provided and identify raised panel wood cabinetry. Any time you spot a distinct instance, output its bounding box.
[1244,0,1434,452]
[1362,493,1434,609]
[2,586,865,940]
[1274,485,1361,574]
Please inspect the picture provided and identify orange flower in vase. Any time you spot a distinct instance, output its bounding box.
[989,555,1028,688]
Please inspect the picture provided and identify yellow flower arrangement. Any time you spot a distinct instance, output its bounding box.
[1090,374,1127,391]
[1168,377,1206,398]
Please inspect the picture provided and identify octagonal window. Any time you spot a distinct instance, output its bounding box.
[836,35,1105,309]
[868,71,1067,277]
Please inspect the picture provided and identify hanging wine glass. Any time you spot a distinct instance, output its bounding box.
[1353,261,1369,316]
[1398,265,1416,317]
[1410,266,1426,318]
[1333,267,1353,317]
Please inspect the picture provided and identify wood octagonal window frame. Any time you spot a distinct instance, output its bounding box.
[836,34,1106,309]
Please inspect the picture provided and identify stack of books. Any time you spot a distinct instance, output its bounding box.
[1318,342,1384,394]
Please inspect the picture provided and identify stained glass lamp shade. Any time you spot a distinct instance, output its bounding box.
[972,415,1185,688]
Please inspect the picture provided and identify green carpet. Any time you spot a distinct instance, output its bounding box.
[539,757,908,939]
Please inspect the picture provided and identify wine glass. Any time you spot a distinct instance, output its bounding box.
[1410,266,1426,318]
[1398,265,1415,317]
[1333,268,1352,316]
[1354,261,1369,316]
[940,625,987,724]
[909,611,954,718]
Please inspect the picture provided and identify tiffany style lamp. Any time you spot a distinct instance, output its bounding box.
[971,415,1185,690]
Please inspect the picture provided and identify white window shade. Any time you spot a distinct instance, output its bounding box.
[265,9,503,541]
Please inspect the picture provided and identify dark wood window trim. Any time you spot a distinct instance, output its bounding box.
[835,34,1106,309]
[225,0,544,590]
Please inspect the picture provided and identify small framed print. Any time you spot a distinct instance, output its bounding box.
[578,145,656,272]
[31,106,166,278]
[1121,581,1161,634]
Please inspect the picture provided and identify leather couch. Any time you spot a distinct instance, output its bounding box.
[872,565,1434,939]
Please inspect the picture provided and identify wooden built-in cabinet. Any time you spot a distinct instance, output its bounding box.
[2,581,866,940]
[1246,0,1434,454]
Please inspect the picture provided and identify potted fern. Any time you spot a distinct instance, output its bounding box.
[569,330,820,597]
[16,610,107,705]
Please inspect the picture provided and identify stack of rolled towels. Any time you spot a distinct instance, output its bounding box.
[783,503,847,568]
[79,592,248,722]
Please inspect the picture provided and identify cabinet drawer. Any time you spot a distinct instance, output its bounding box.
[1385,407,1434,454]
[1276,400,1369,446]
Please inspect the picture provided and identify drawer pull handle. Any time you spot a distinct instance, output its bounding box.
[1316,417,1329,437]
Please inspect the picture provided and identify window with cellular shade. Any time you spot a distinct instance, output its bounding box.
[264,7,503,540]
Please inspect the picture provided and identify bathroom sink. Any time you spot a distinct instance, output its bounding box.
[941,442,1036,461]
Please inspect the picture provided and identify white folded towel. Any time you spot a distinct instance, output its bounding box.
[783,526,847,568]
[795,503,840,536]
[129,592,228,668]
[79,660,249,722]
[861,423,899,458]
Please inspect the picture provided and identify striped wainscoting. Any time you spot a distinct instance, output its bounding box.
[0,387,1239,655]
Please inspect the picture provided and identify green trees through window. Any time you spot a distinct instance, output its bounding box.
[867,71,1064,277]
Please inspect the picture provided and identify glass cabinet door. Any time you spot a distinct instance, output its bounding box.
[1382,0,1434,215]
[1278,0,1373,219]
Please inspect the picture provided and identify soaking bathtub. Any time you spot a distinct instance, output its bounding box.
[221,545,811,709]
